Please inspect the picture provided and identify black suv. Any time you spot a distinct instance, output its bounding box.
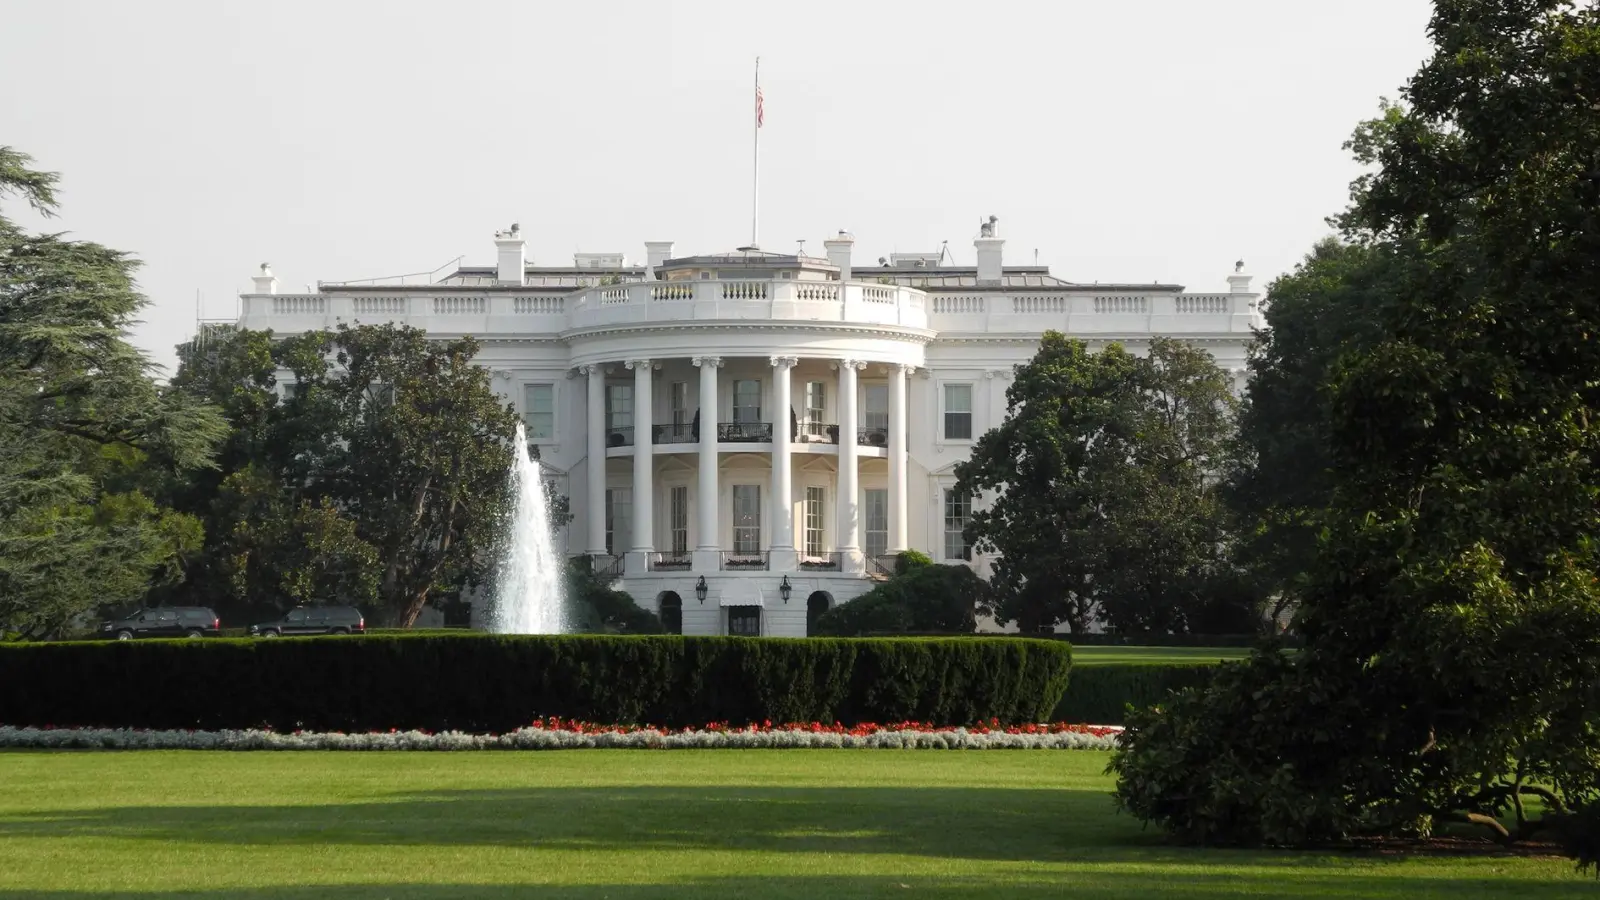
[102,607,221,640]
[249,606,366,638]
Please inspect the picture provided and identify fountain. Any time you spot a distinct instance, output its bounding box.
[488,423,569,634]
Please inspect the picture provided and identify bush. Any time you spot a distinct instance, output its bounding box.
[895,550,934,575]
[0,634,1071,732]
[813,564,979,636]
[1051,663,1217,725]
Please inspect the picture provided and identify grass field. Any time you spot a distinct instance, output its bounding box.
[1069,645,1251,666]
[0,750,1586,898]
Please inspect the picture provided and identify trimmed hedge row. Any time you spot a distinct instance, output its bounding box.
[1051,663,1219,725]
[0,634,1071,732]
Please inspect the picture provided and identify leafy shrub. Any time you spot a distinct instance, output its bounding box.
[0,634,1070,732]
[813,564,979,636]
[1051,663,1217,725]
[895,550,934,575]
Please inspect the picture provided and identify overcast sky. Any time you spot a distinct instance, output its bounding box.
[3,0,1435,372]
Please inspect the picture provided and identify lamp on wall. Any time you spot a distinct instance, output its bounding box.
[695,576,708,603]
[778,576,792,603]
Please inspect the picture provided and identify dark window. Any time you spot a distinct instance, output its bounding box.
[806,592,832,636]
[659,592,683,635]
[286,609,308,625]
[728,607,761,636]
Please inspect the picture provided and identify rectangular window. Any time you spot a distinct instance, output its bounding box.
[864,489,888,560]
[732,485,761,554]
[805,381,826,423]
[864,384,889,432]
[670,381,689,426]
[523,383,555,439]
[281,382,300,401]
[606,384,634,431]
[727,606,761,636]
[804,486,825,557]
[605,488,632,556]
[733,379,762,424]
[943,383,973,440]
[670,485,689,555]
[944,489,972,561]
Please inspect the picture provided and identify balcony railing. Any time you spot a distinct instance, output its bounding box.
[605,426,634,448]
[648,551,693,572]
[798,421,839,443]
[720,551,770,571]
[574,553,626,582]
[652,423,697,444]
[718,422,772,443]
[857,426,889,447]
[799,552,843,572]
[866,554,898,579]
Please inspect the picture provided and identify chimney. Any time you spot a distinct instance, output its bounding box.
[974,235,1003,286]
[251,263,278,295]
[644,241,674,281]
[824,230,854,282]
[1227,259,1253,293]
[495,224,525,285]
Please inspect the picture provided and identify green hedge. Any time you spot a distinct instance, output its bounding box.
[0,634,1071,732]
[1053,663,1219,725]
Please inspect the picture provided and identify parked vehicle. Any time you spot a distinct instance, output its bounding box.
[102,608,221,641]
[249,606,366,638]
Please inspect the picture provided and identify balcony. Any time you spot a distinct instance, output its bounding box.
[652,423,697,445]
[718,422,772,443]
[720,551,770,571]
[647,551,693,572]
[799,552,843,572]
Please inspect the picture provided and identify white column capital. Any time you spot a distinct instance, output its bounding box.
[890,363,918,374]
[769,355,799,369]
[624,358,657,371]
[831,359,868,371]
[984,368,1014,381]
[691,356,724,369]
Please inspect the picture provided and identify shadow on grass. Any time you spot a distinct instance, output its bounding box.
[0,872,1591,900]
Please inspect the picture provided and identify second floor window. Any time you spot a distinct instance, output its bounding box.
[607,384,634,431]
[864,384,889,432]
[523,383,554,439]
[943,383,973,440]
[670,381,689,426]
[805,381,826,422]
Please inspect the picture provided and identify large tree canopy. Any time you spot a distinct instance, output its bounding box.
[0,147,226,637]
[1113,1,1600,860]
[954,334,1243,635]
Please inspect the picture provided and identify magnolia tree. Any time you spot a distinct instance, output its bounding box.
[1113,1,1600,866]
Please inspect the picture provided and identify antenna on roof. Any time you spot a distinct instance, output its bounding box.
[1034,248,1039,265]
[796,239,806,256]
[938,240,950,265]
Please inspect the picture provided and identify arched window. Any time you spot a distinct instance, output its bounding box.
[806,591,833,636]
[658,591,683,635]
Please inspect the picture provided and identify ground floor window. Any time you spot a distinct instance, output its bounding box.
[944,489,972,561]
[864,489,888,559]
[732,485,761,554]
[669,485,689,555]
[606,488,632,555]
[806,591,832,636]
[804,486,825,556]
[727,606,761,636]
[658,591,683,635]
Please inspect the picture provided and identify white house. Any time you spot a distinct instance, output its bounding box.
[235,223,1261,636]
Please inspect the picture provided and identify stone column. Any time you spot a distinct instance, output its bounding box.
[836,359,866,573]
[889,363,911,553]
[692,356,722,572]
[626,359,655,572]
[584,365,607,556]
[769,356,799,571]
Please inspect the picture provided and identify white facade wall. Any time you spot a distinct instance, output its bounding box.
[236,236,1260,637]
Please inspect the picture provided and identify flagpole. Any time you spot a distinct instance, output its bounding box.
[751,57,761,249]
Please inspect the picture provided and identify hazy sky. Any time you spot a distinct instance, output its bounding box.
[3,0,1436,372]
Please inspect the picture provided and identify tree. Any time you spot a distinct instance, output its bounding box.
[954,334,1241,634]
[172,323,520,627]
[812,563,981,636]
[1227,239,1399,617]
[1114,1,1600,858]
[0,147,226,637]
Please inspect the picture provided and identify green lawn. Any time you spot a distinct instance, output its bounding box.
[0,750,1585,898]
[1069,645,1251,666]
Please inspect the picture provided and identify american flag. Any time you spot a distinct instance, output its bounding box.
[756,85,764,128]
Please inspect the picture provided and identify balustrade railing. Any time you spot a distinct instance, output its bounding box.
[799,552,843,572]
[605,426,635,448]
[352,297,407,316]
[798,421,839,443]
[1093,295,1148,314]
[720,551,770,571]
[795,283,840,301]
[1175,294,1229,314]
[513,295,564,314]
[432,296,486,315]
[652,423,697,444]
[718,422,772,443]
[721,281,768,300]
[271,296,326,315]
[866,554,898,579]
[648,552,693,572]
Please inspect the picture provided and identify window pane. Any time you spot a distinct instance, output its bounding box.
[864,385,889,431]
[944,489,971,561]
[805,382,826,420]
[943,384,973,440]
[606,488,632,555]
[670,382,689,426]
[670,486,689,555]
[945,383,972,412]
[944,411,972,440]
[728,607,761,636]
[864,490,888,559]
[804,486,825,556]
[523,384,555,439]
[733,380,761,423]
[733,485,761,554]
[607,385,633,430]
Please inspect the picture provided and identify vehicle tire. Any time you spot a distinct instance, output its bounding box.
[185,629,204,639]
[261,630,279,639]
[330,627,349,635]
[115,630,134,641]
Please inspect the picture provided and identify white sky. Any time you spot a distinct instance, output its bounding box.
[1,0,1436,372]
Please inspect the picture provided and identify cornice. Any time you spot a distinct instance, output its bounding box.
[560,320,937,344]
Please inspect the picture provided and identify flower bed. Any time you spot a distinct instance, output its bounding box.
[0,719,1123,752]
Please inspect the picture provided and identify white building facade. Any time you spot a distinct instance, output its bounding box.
[237,225,1261,636]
